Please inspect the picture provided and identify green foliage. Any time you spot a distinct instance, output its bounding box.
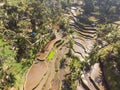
[0,0,65,89]
[83,0,94,15]
[9,60,30,88]
[104,61,120,90]
[95,0,120,22]
[47,49,55,61]
[89,24,120,89]
[97,45,113,61]
[59,15,71,34]
[76,15,93,25]
[0,0,64,62]
[90,24,120,62]
[97,24,120,43]
[82,0,120,23]
[100,41,120,89]
[0,38,30,89]
[0,39,16,66]
[68,55,85,90]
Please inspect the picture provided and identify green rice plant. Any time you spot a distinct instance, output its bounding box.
[47,49,55,61]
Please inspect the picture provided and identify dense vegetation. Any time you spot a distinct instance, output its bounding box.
[0,0,65,89]
[89,24,120,89]
[0,0,120,90]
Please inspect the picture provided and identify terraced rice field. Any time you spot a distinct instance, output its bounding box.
[23,7,106,90]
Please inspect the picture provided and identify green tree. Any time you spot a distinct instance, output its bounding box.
[0,0,64,61]
[83,0,94,15]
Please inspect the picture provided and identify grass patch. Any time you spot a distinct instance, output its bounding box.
[0,39,31,89]
[10,60,30,88]
[3,57,31,89]
[47,49,55,61]
[3,58,31,89]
